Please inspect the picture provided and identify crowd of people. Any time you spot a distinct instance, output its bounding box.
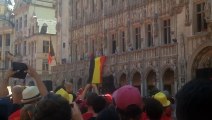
[0,65,212,120]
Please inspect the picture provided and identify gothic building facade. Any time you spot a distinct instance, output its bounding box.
[53,0,212,96]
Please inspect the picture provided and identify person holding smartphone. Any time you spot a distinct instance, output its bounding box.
[0,64,48,120]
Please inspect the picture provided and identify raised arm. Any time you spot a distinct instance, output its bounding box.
[79,84,91,100]
[71,102,83,120]
[79,84,99,100]
[0,69,15,98]
[91,84,99,95]
[27,66,48,96]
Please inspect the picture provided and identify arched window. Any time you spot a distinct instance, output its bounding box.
[40,23,48,34]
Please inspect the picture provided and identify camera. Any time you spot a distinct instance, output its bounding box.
[12,62,28,79]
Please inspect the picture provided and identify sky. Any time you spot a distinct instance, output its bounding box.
[0,0,5,4]
[7,0,15,10]
[0,0,15,10]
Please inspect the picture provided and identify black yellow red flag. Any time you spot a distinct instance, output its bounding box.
[48,36,55,64]
[87,56,106,84]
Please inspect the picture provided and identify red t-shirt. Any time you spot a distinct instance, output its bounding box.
[161,115,172,120]
[161,107,172,120]
[140,111,173,120]
[82,112,93,120]
[9,109,21,120]
[140,112,148,120]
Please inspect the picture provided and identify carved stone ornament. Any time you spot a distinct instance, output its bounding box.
[137,63,141,69]
[205,0,212,21]
[185,4,191,26]
[153,14,159,37]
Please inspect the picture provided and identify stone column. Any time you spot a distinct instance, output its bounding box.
[173,65,178,95]
[117,30,121,53]
[127,70,131,85]
[2,34,5,66]
[140,70,145,96]
[143,76,147,96]
[155,68,161,90]
[129,23,134,49]
[126,18,132,51]
[106,31,110,55]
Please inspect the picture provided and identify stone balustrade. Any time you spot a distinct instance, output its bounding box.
[52,43,178,81]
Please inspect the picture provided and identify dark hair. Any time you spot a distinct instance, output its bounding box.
[86,92,98,106]
[53,85,65,93]
[116,104,142,120]
[20,104,35,120]
[96,106,120,120]
[149,87,160,97]
[33,93,71,120]
[176,79,212,120]
[92,96,106,113]
[144,98,163,120]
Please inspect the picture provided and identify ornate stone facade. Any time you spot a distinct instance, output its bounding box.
[53,0,212,96]
[12,0,56,84]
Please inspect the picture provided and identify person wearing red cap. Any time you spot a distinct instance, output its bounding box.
[113,85,143,120]
[101,94,112,105]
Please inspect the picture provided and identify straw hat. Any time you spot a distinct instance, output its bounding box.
[153,92,170,107]
[21,86,41,104]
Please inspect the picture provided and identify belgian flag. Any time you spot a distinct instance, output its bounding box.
[48,36,55,64]
[87,56,106,84]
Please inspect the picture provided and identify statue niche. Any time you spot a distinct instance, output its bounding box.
[205,0,212,21]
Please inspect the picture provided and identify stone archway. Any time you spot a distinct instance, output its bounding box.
[191,46,212,79]
[162,68,174,95]
[119,73,127,87]
[146,70,157,96]
[132,72,141,92]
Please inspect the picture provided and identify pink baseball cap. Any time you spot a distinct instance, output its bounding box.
[113,85,143,110]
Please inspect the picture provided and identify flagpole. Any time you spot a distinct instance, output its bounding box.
[83,0,86,60]
[102,0,105,56]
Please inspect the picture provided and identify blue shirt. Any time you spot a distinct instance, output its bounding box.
[0,97,12,120]
[0,97,22,120]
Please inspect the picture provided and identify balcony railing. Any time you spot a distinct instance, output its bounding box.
[52,44,178,75]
